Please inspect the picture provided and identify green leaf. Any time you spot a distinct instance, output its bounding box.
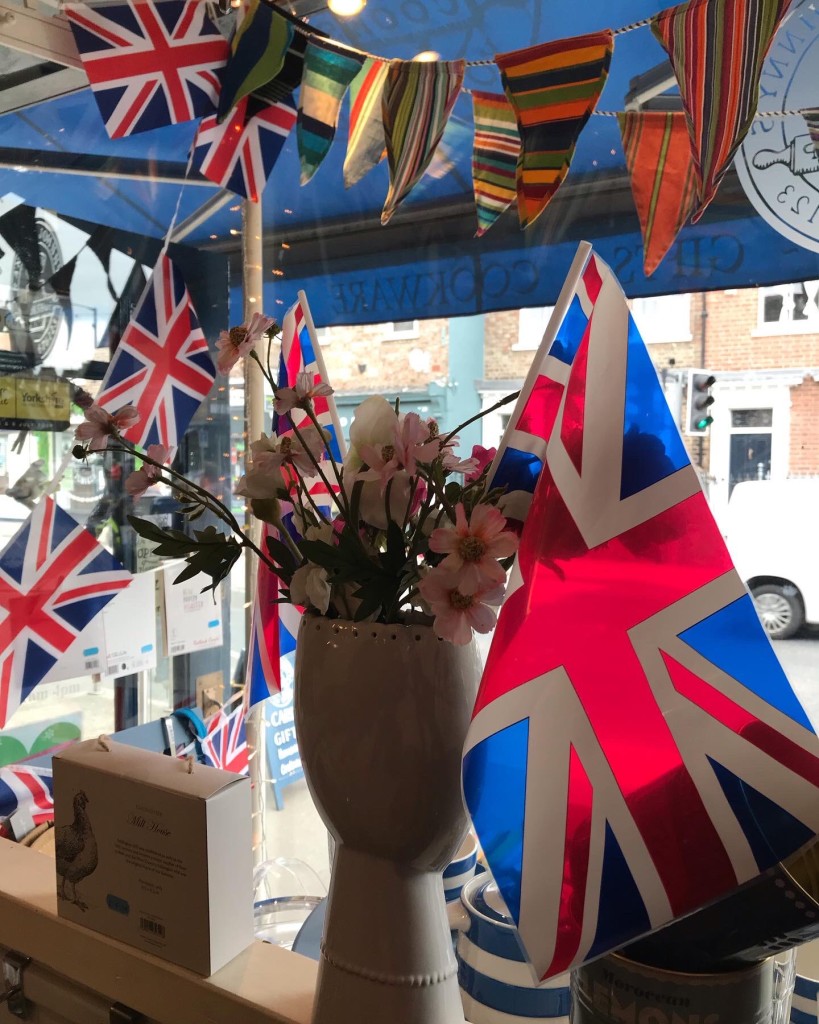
[265,534,299,574]
[299,538,347,571]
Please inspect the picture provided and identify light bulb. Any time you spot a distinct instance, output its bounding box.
[328,0,365,16]
[413,50,440,62]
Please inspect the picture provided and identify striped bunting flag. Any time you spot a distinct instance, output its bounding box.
[471,90,521,237]
[217,0,292,121]
[496,31,613,230]
[618,111,697,276]
[651,0,790,222]
[344,57,389,188]
[381,58,465,225]
[298,38,366,185]
[804,109,819,161]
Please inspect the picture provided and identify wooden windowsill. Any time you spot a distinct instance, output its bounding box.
[0,838,316,1024]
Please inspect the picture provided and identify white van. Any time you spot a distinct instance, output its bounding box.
[722,479,819,639]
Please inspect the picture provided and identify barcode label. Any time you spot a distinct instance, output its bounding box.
[140,917,165,938]
[84,660,98,670]
[170,643,185,654]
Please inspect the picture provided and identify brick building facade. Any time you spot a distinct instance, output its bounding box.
[317,281,819,516]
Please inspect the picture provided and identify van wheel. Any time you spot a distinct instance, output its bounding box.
[751,584,804,640]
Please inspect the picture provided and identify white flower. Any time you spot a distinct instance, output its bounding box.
[290,563,331,613]
[345,395,398,474]
[355,469,423,530]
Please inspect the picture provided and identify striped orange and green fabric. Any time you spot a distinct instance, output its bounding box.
[618,111,697,276]
[381,59,465,225]
[298,38,365,185]
[495,31,613,230]
[652,0,790,222]
[472,91,521,237]
[344,57,389,188]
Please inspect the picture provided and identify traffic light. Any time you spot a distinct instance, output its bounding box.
[685,370,716,435]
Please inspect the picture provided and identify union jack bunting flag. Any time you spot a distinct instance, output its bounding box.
[0,497,132,728]
[192,93,297,202]
[488,255,603,527]
[463,247,819,981]
[65,0,228,139]
[201,703,249,775]
[95,251,215,452]
[0,765,54,837]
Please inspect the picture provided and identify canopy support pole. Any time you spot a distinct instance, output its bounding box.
[242,197,268,870]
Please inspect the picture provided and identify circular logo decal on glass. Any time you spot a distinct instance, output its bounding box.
[8,217,65,365]
[735,0,819,253]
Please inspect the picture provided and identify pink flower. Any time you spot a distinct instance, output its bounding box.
[74,404,139,451]
[215,313,276,374]
[274,371,334,415]
[250,427,327,477]
[418,567,504,645]
[125,444,169,498]
[359,412,439,492]
[429,502,518,594]
[465,445,496,483]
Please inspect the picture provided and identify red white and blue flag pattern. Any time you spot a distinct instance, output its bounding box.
[463,249,819,981]
[201,703,249,775]
[0,764,54,836]
[95,251,215,453]
[246,295,341,710]
[192,93,297,202]
[0,497,132,728]
[487,259,606,527]
[65,0,228,139]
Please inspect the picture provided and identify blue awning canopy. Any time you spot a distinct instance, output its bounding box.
[1,0,817,325]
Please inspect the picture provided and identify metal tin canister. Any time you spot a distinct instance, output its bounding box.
[572,951,775,1024]
[624,839,819,972]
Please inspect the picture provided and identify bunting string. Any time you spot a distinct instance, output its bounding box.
[62,0,819,277]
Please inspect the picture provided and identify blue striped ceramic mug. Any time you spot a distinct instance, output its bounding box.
[452,875,571,1024]
[444,832,479,904]
[793,940,819,1024]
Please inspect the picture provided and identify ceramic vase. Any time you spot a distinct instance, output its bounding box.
[294,615,481,1024]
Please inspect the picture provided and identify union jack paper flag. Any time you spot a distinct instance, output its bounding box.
[274,294,344,462]
[0,764,54,836]
[0,497,132,728]
[192,93,297,202]
[96,251,215,452]
[201,703,249,775]
[244,524,301,707]
[246,293,341,710]
[463,248,819,981]
[65,0,229,139]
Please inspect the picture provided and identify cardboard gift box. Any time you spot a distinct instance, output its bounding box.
[53,739,253,976]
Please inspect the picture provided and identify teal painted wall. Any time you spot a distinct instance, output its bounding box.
[447,314,485,455]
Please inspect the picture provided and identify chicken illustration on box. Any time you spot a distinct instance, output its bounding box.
[56,790,98,911]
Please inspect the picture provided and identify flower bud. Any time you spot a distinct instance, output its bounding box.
[72,444,87,460]
[250,497,282,525]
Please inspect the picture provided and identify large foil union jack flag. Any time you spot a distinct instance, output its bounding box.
[193,93,297,202]
[96,251,215,452]
[463,247,819,981]
[65,0,229,139]
[201,703,249,776]
[0,498,132,728]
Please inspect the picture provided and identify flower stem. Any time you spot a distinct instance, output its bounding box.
[109,440,281,576]
[289,420,348,519]
[440,389,520,448]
